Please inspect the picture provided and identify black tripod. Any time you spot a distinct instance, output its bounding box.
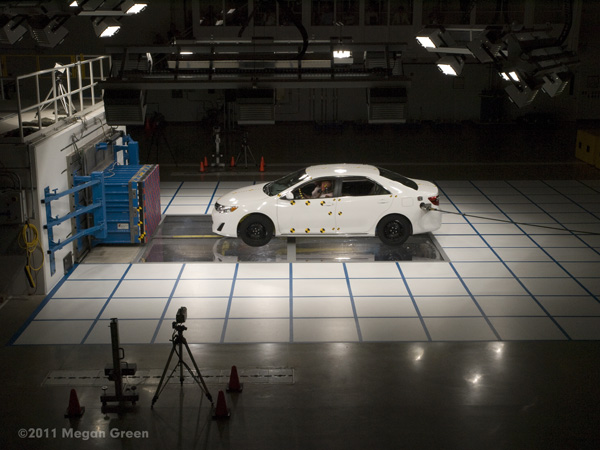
[151,321,213,408]
[236,131,256,167]
[146,112,178,166]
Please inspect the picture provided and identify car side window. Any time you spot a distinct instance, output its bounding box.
[341,178,389,197]
[292,179,336,199]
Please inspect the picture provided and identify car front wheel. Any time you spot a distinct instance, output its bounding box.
[238,214,274,247]
[376,214,411,246]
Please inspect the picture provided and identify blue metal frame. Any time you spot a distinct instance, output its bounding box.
[95,134,140,166]
[43,172,107,275]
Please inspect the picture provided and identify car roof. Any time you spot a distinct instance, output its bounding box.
[305,164,380,178]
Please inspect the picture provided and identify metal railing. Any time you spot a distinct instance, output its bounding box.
[12,55,111,141]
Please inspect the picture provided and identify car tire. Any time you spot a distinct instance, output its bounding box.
[376,214,412,246]
[238,214,274,247]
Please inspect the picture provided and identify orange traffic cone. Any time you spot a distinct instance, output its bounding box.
[259,156,265,172]
[212,390,230,419]
[200,161,205,173]
[230,156,236,168]
[64,389,85,418]
[204,156,209,167]
[227,365,243,392]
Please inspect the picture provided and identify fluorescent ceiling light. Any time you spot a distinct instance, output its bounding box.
[180,51,193,55]
[500,72,510,81]
[70,1,78,6]
[508,71,519,82]
[215,19,224,26]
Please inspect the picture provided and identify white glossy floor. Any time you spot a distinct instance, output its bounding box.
[11,178,600,346]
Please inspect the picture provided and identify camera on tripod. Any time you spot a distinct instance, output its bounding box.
[173,306,187,329]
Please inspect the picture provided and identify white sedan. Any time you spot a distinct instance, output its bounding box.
[212,164,441,247]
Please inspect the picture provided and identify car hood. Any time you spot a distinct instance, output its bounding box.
[217,183,269,206]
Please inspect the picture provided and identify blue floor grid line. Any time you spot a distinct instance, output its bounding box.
[11,179,600,345]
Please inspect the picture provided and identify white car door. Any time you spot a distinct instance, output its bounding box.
[335,177,392,234]
[277,179,337,236]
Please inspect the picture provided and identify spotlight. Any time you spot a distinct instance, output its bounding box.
[120,1,147,15]
[28,16,69,48]
[415,27,445,49]
[436,55,464,76]
[505,84,538,108]
[541,72,570,97]
[94,17,121,37]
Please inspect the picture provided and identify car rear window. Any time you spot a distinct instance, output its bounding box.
[377,167,418,190]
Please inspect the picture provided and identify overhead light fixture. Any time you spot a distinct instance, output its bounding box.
[120,1,147,15]
[436,55,464,76]
[508,71,520,82]
[94,17,121,37]
[29,16,69,48]
[333,50,351,59]
[541,72,570,97]
[333,49,353,64]
[69,1,79,7]
[415,27,445,49]
[499,72,510,81]
[0,15,28,44]
[505,84,538,108]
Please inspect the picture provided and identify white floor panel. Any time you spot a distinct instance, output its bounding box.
[100,298,169,319]
[424,317,497,341]
[554,317,600,340]
[353,297,416,317]
[53,280,119,298]
[415,296,482,316]
[114,279,177,298]
[164,297,229,319]
[349,278,408,296]
[359,318,428,341]
[229,297,290,318]
[35,298,107,320]
[68,263,129,280]
[224,318,290,343]
[293,318,358,342]
[293,278,350,296]
[488,317,567,340]
[293,297,354,317]
[475,296,546,316]
[84,319,160,344]
[536,296,600,316]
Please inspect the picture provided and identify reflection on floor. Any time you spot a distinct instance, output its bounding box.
[10,178,600,345]
[142,215,448,263]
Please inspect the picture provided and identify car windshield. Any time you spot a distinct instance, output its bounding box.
[263,169,309,196]
[377,167,418,190]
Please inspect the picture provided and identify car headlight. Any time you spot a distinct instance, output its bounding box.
[215,202,238,213]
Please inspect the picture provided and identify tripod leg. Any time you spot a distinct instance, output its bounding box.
[151,344,178,407]
[182,339,213,404]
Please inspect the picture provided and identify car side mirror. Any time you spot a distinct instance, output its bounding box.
[283,192,294,201]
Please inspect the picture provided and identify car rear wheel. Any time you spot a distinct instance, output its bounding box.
[238,214,274,247]
[376,214,411,246]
